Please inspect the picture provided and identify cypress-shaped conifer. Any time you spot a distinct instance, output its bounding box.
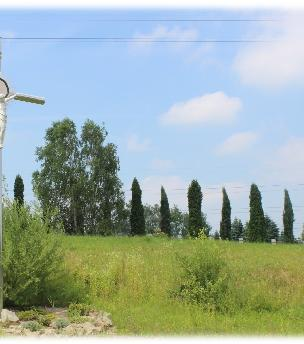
[220,187,231,240]
[14,174,24,206]
[283,189,294,243]
[160,186,171,236]
[187,180,203,237]
[248,183,266,242]
[130,178,145,235]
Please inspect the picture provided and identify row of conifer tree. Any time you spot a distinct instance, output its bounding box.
[12,173,296,242]
[129,177,295,242]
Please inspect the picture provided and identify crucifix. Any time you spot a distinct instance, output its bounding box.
[0,40,45,312]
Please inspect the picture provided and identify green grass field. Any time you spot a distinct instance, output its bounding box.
[61,236,304,335]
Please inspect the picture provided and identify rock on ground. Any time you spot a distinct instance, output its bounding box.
[0,308,115,337]
[1,309,19,323]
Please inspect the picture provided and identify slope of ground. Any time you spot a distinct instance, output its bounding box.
[62,236,304,335]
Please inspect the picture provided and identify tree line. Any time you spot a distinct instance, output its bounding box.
[13,118,299,242]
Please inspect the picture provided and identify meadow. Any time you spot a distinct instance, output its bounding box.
[61,236,304,335]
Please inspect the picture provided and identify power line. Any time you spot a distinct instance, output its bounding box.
[0,37,272,43]
[89,18,278,22]
[0,18,278,23]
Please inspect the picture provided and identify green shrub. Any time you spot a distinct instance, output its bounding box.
[54,318,70,329]
[175,241,229,311]
[68,303,91,318]
[17,308,55,326]
[22,321,42,332]
[2,202,83,307]
[17,309,40,321]
[37,313,56,326]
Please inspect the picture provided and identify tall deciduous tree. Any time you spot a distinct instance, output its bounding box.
[130,178,145,235]
[32,118,125,235]
[80,120,125,235]
[220,187,231,240]
[160,186,171,236]
[283,189,294,243]
[143,203,160,234]
[14,174,24,206]
[248,184,266,242]
[170,205,189,238]
[187,180,203,237]
[231,217,243,241]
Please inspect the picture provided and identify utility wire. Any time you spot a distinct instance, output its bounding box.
[90,19,278,22]
[0,37,272,43]
[0,18,278,23]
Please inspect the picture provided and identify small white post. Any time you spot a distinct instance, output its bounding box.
[239,238,244,244]
[271,239,276,245]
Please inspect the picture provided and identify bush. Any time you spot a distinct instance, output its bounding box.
[17,309,41,321]
[3,202,82,307]
[38,314,55,326]
[68,303,91,316]
[22,321,42,332]
[54,318,70,329]
[175,240,229,312]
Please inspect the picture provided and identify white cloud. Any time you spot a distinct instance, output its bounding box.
[126,134,150,152]
[216,131,258,155]
[131,25,198,51]
[151,159,173,171]
[234,14,304,88]
[263,137,304,183]
[160,91,242,126]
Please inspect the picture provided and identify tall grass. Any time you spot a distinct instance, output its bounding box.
[61,236,304,335]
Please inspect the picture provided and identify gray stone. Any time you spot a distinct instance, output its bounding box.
[1,309,19,323]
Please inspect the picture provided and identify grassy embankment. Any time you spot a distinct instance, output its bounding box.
[62,236,304,335]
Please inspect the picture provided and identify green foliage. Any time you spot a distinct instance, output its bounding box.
[14,174,24,206]
[160,186,171,236]
[201,212,212,237]
[187,180,203,237]
[54,318,70,329]
[283,189,294,243]
[17,309,40,321]
[62,235,304,335]
[170,205,188,237]
[22,321,43,332]
[214,230,220,240]
[32,118,125,235]
[265,214,279,242]
[18,309,56,326]
[220,188,231,240]
[68,303,91,318]
[3,202,84,307]
[143,203,160,234]
[153,228,168,237]
[175,241,229,311]
[231,218,244,241]
[3,203,63,306]
[37,313,56,326]
[248,184,266,242]
[130,178,145,235]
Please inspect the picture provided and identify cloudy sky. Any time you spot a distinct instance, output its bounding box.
[1,9,304,235]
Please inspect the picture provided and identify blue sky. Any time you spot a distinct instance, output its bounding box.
[1,9,304,235]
